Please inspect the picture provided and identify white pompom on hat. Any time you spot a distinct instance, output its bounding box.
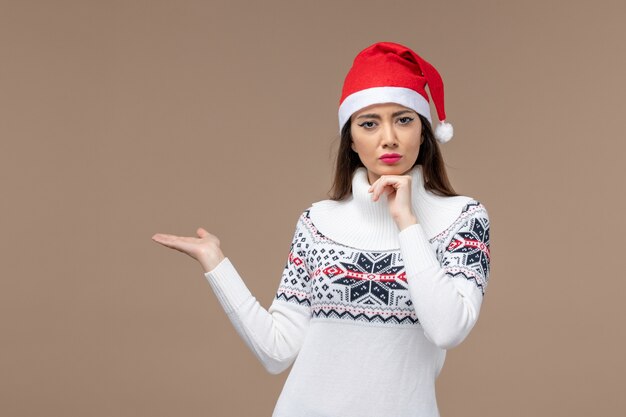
[338,41,454,144]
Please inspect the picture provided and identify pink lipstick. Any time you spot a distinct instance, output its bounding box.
[379,153,402,164]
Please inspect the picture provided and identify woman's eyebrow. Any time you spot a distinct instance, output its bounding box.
[356,110,414,120]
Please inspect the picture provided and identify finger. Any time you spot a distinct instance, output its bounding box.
[368,177,382,198]
[367,175,383,191]
[384,184,397,198]
[373,178,397,201]
[152,235,194,254]
[152,233,176,241]
[152,233,195,247]
[370,178,384,200]
[152,233,179,246]
[196,227,209,238]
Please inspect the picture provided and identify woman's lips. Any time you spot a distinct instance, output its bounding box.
[380,155,402,164]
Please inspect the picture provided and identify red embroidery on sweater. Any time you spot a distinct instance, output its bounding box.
[447,238,491,260]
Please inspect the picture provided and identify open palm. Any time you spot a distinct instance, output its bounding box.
[152,227,225,273]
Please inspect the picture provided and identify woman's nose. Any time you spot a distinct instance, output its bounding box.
[381,123,399,147]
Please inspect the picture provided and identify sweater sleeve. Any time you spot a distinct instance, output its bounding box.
[203,211,313,375]
[398,201,491,350]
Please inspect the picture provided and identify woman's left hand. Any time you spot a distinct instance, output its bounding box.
[368,174,418,231]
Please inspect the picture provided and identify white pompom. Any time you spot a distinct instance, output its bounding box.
[434,120,454,144]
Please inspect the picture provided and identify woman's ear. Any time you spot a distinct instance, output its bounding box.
[351,141,357,153]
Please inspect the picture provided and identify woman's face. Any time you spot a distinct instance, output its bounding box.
[350,102,423,185]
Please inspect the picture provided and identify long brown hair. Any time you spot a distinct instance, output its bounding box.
[327,114,459,200]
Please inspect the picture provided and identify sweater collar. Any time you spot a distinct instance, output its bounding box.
[308,165,473,251]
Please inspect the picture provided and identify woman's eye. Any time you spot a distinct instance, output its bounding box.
[358,121,376,129]
[398,117,414,124]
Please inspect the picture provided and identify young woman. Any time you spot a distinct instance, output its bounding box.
[152,41,491,417]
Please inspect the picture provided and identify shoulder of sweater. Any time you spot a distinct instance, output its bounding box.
[293,204,325,238]
[431,198,490,245]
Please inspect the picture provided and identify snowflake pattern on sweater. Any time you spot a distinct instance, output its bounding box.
[275,200,490,327]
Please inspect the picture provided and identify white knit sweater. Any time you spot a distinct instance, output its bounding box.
[204,164,491,417]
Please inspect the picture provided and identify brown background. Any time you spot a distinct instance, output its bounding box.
[1,0,625,416]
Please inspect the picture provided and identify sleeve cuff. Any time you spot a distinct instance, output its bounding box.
[203,257,253,314]
[398,223,441,273]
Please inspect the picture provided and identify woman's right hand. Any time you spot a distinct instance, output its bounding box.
[151,228,226,274]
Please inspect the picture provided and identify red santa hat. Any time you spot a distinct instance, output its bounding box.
[338,41,454,144]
